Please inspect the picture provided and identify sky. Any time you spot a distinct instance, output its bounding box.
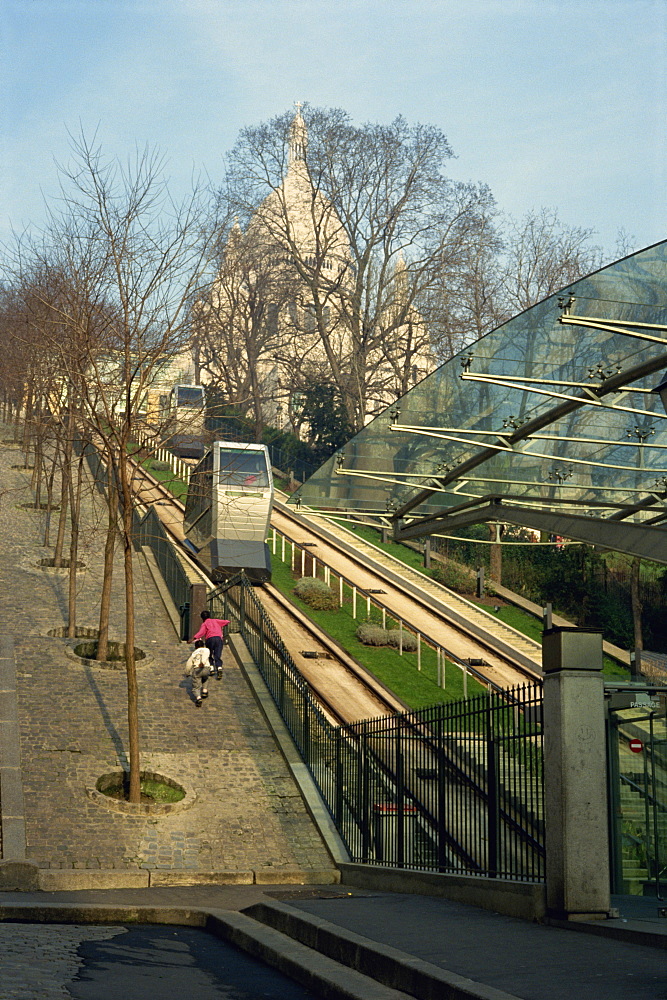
[2,0,666,259]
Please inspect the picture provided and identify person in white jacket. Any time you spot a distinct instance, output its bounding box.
[185,640,212,707]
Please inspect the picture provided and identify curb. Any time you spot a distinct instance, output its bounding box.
[0,902,414,1000]
[241,899,523,1000]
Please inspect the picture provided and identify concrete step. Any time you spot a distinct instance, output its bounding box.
[208,909,417,1000]
[241,898,523,1000]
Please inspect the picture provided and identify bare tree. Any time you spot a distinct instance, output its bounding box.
[497,208,603,316]
[25,134,219,802]
[220,106,499,431]
[193,220,300,439]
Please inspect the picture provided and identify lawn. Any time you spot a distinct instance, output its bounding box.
[270,554,485,710]
[324,517,630,680]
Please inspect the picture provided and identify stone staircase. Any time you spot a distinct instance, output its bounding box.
[619,777,667,894]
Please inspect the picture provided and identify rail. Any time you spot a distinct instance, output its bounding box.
[212,572,545,881]
[270,523,503,697]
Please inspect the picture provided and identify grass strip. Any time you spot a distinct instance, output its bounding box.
[329,518,629,679]
[270,555,485,710]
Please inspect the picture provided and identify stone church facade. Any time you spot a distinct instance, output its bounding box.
[195,106,434,436]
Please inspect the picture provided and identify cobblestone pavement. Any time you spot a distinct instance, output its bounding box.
[0,922,318,999]
[0,435,333,875]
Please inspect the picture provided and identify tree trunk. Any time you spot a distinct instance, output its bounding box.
[53,430,72,568]
[489,523,503,583]
[32,434,43,506]
[66,451,84,638]
[43,449,58,547]
[120,452,140,804]
[96,456,118,662]
[630,556,643,654]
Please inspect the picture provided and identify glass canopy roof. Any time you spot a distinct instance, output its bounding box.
[289,241,667,563]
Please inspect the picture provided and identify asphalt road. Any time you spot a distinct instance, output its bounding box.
[1,923,318,1000]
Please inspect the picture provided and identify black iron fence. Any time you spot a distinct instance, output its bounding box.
[213,573,545,881]
[132,505,192,639]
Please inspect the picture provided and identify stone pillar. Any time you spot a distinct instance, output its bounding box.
[188,583,208,638]
[423,537,431,569]
[543,626,611,921]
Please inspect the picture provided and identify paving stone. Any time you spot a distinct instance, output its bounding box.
[0,434,335,881]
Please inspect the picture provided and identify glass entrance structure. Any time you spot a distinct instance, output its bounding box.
[607,685,667,897]
[289,241,667,563]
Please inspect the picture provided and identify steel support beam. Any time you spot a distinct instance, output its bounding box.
[395,502,667,563]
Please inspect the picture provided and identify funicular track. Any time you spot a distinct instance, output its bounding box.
[124,455,544,876]
[127,457,543,720]
[125,457,405,725]
[272,499,543,687]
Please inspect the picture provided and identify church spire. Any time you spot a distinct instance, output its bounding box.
[289,102,308,168]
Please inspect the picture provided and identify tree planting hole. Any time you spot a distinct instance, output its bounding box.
[39,557,84,569]
[96,770,185,804]
[73,639,146,662]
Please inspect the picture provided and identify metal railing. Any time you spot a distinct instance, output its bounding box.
[271,525,494,697]
[213,572,545,881]
[133,505,191,638]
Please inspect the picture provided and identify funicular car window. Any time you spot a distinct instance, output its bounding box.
[217,449,269,488]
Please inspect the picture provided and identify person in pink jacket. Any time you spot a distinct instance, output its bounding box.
[192,610,230,679]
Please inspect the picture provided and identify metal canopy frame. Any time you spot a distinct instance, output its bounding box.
[290,242,667,564]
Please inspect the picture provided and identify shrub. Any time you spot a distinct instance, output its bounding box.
[386,628,419,652]
[293,576,339,610]
[356,622,388,646]
[431,557,476,594]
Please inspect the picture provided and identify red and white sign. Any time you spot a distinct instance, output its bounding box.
[629,739,643,754]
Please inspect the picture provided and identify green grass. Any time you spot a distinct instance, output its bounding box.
[270,554,485,710]
[140,777,184,803]
[328,517,630,680]
[138,456,189,501]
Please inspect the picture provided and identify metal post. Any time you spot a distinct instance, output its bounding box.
[281,534,285,562]
[339,575,343,607]
[399,621,403,655]
[543,602,553,630]
[360,721,370,861]
[476,567,485,598]
[417,634,421,671]
[352,586,357,619]
[396,719,405,866]
[486,700,499,878]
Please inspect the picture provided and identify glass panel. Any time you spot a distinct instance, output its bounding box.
[217,446,270,488]
[608,690,667,897]
[290,242,667,536]
[174,385,205,407]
